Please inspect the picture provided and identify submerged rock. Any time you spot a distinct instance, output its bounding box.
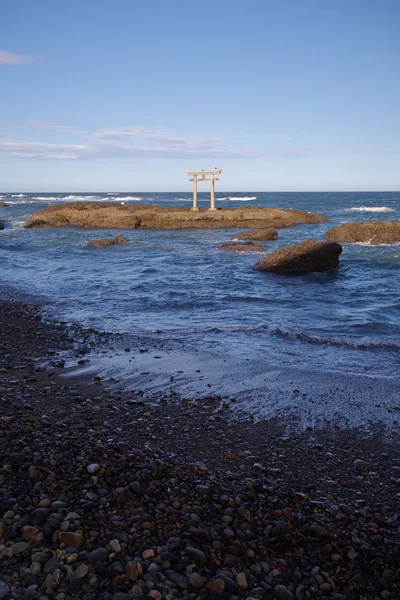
[25,202,328,230]
[326,220,400,244]
[0,221,5,230]
[218,241,265,252]
[255,240,342,274]
[231,226,278,241]
[87,235,128,248]
[0,202,8,207]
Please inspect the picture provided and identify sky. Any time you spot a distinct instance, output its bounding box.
[0,0,399,192]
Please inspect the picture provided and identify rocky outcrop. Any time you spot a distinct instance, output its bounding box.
[25,203,328,230]
[0,221,5,230]
[326,221,400,244]
[230,227,278,241]
[255,240,342,274]
[87,235,128,248]
[218,241,265,252]
[0,202,8,207]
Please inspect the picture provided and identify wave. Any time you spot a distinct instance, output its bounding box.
[151,323,400,351]
[108,196,142,201]
[344,206,395,213]
[11,194,25,198]
[219,196,257,201]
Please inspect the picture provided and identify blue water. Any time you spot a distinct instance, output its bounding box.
[1,191,400,383]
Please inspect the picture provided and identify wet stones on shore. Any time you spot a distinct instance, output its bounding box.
[1,298,400,599]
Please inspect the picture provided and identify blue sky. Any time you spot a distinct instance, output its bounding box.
[1,0,399,191]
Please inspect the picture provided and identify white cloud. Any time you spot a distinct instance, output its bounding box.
[0,51,35,65]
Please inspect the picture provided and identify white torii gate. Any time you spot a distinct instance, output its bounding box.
[187,169,222,211]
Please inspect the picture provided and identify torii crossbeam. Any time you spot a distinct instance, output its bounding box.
[187,169,223,211]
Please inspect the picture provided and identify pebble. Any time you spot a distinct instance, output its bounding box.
[87,547,109,563]
[274,584,294,600]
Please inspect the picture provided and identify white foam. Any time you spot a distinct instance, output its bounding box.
[218,196,257,201]
[108,196,142,201]
[344,206,395,213]
[11,194,25,198]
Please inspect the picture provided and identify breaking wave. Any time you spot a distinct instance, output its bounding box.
[344,206,395,213]
[219,196,257,201]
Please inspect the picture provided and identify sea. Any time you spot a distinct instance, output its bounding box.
[1,191,400,428]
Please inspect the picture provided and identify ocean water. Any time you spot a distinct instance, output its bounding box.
[1,191,400,423]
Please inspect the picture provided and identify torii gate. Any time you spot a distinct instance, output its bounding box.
[187,169,222,211]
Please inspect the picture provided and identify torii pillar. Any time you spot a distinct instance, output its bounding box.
[187,169,222,211]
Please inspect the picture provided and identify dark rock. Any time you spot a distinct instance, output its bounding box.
[88,236,128,248]
[231,227,278,241]
[255,240,342,274]
[129,482,142,494]
[43,556,60,574]
[326,220,400,244]
[87,547,109,563]
[218,241,264,252]
[185,545,207,563]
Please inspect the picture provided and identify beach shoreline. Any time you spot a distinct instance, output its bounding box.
[1,292,400,598]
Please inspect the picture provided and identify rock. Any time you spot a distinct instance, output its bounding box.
[87,463,101,473]
[30,508,48,526]
[22,525,44,543]
[142,548,155,559]
[59,531,85,548]
[0,580,10,599]
[87,236,128,248]
[255,240,342,274]
[218,241,265,252]
[0,202,9,207]
[43,556,60,574]
[309,523,329,538]
[25,203,328,230]
[236,572,248,589]
[188,573,205,588]
[206,579,226,592]
[75,564,89,578]
[109,539,121,553]
[0,221,4,230]
[87,547,109,563]
[231,227,278,241]
[10,541,30,555]
[274,584,294,600]
[326,220,400,244]
[185,546,207,563]
[129,481,142,494]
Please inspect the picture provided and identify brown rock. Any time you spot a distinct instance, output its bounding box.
[231,227,278,241]
[87,235,128,248]
[255,240,342,274]
[0,521,8,537]
[25,202,328,230]
[0,202,8,207]
[218,241,264,252]
[59,531,85,548]
[126,561,139,581]
[22,526,44,543]
[326,220,400,244]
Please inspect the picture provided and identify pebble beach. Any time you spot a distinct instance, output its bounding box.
[1,297,399,600]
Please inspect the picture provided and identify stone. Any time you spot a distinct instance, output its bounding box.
[188,573,205,588]
[87,547,109,563]
[10,541,31,555]
[309,523,329,538]
[0,580,10,600]
[109,539,121,553]
[23,526,44,543]
[129,481,142,494]
[25,203,328,231]
[43,556,60,574]
[142,549,155,559]
[59,531,85,548]
[30,508,48,526]
[87,236,128,248]
[87,463,101,473]
[195,484,211,494]
[236,572,248,589]
[75,564,89,578]
[255,240,342,274]
[326,220,400,244]
[0,202,9,207]
[274,584,294,600]
[185,546,207,563]
[218,241,265,252]
[206,579,225,593]
[231,227,278,241]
